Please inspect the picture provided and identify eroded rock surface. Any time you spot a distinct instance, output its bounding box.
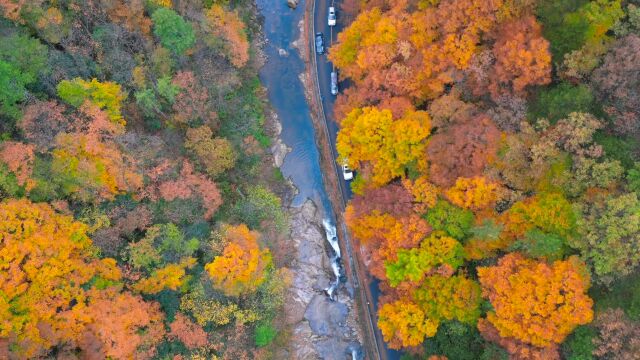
[286,201,362,359]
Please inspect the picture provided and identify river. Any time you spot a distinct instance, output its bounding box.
[256,1,402,359]
[256,0,355,356]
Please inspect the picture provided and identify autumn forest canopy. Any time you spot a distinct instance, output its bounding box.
[0,0,291,358]
[1,0,640,359]
[333,0,640,359]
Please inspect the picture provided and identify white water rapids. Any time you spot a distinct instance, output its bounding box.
[322,219,344,300]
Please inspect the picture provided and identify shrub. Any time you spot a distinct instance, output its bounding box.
[254,323,277,347]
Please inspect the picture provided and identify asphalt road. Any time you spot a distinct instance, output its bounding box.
[311,1,395,359]
[313,0,353,202]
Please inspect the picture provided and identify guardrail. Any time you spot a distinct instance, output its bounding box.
[308,1,383,359]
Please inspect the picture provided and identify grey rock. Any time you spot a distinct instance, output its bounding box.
[305,294,348,336]
[287,0,299,9]
[271,137,291,168]
[314,338,350,360]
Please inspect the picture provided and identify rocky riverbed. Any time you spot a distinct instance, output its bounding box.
[285,200,362,359]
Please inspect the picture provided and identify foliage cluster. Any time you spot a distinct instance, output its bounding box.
[336,0,640,357]
[0,1,288,358]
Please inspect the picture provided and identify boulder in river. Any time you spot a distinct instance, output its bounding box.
[287,0,299,9]
[304,294,349,336]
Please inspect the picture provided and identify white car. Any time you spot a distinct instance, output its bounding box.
[330,71,338,95]
[342,163,353,181]
[328,7,336,26]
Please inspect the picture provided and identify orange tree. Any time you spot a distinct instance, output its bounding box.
[79,288,165,359]
[477,253,594,347]
[0,199,121,357]
[345,208,430,280]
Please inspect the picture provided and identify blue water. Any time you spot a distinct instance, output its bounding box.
[256,0,334,219]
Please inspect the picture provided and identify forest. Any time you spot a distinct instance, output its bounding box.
[332,0,640,359]
[0,0,291,359]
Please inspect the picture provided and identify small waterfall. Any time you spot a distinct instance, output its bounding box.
[322,219,344,301]
[322,218,340,257]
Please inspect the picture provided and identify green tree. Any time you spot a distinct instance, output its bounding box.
[135,88,161,116]
[152,8,196,55]
[510,229,568,261]
[424,200,474,240]
[423,321,484,360]
[537,0,623,61]
[0,34,48,119]
[480,343,509,360]
[0,162,24,198]
[537,0,590,60]
[234,185,288,233]
[595,134,639,169]
[126,223,199,271]
[573,193,640,283]
[157,75,180,103]
[627,163,640,192]
[561,325,596,360]
[592,273,640,320]
[385,232,464,286]
[529,83,595,123]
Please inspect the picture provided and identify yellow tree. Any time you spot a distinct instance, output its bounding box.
[205,224,272,297]
[56,78,126,125]
[336,107,431,187]
[477,253,594,347]
[444,176,499,211]
[329,8,393,80]
[499,192,577,242]
[378,299,438,349]
[52,132,143,202]
[0,199,121,357]
[133,257,196,294]
[413,274,482,325]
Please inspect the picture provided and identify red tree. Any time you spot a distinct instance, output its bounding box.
[427,114,501,187]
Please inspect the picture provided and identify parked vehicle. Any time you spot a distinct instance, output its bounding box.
[342,162,353,181]
[331,71,338,95]
[315,32,324,55]
[328,6,337,26]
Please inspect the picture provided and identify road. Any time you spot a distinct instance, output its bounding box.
[310,1,397,359]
